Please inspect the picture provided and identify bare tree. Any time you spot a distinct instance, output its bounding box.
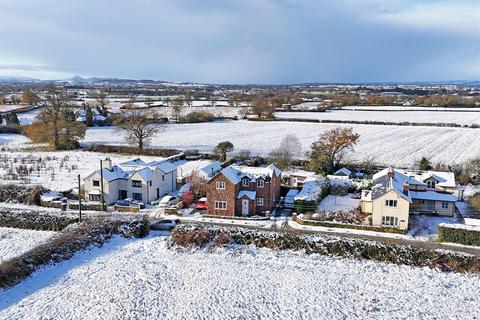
[115,111,163,152]
[184,90,193,110]
[94,90,109,110]
[269,134,302,169]
[44,85,70,149]
[171,97,184,121]
[186,171,208,195]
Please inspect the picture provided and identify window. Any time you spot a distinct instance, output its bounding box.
[214,201,227,210]
[427,181,436,189]
[384,200,397,207]
[242,178,249,187]
[256,198,264,206]
[216,181,226,189]
[162,175,165,181]
[257,179,264,188]
[442,201,449,209]
[93,180,100,187]
[132,180,142,188]
[382,216,398,227]
[89,194,101,202]
[149,181,152,187]
[132,193,142,200]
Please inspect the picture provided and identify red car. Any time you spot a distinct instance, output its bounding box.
[195,197,207,210]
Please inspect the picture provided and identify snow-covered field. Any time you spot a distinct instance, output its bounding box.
[342,105,480,112]
[276,110,480,125]
[83,121,480,167]
[0,227,57,263]
[1,234,479,319]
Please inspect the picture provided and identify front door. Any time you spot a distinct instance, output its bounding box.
[242,199,249,216]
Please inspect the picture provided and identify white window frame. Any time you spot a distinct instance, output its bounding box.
[442,201,449,209]
[216,181,226,190]
[382,216,398,227]
[214,201,227,210]
[384,200,398,207]
[256,198,264,206]
[132,180,142,188]
[242,178,249,187]
[257,179,265,188]
[92,180,100,187]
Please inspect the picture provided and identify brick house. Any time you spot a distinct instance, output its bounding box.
[206,164,282,217]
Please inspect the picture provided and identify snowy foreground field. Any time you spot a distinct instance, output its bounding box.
[83,121,480,167]
[1,234,479,319]
[276,110,480,125]
[0,227,57,263]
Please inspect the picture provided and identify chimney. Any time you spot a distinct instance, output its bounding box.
[103,158,112,170]
[387,166,395,179]
[403,180,409,195]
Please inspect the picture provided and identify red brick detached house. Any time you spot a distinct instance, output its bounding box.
[206,164,282,217]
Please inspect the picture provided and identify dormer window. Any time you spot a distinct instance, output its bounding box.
[242,178,249,187]
[257,179,264,188]
[427,181,436,188]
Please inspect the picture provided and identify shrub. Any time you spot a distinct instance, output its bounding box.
[438,224,480,247]
[0,184,44,205]
[178,111,215,123]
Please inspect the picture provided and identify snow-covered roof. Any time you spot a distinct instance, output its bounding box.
[199,161,222,177]
[146,160,176,173]
[334,167,352,176]
[371,172,411,203]
[237,190,256,200]
[409,191,457,202]
[282,169,316,178]
[101,166,130,182]
[88,189,102,195]
[120,158,147,167]
[373,168,455,188]
[294,176,329,202]
[285,189,299,204]
[218,164,281,185]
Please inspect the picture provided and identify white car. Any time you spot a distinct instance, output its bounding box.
[151,218,180,230]
[157,195,179,207]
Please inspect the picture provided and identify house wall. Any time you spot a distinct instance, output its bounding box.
[371,190,410,230]
[84,172,118,205]
[235,197,255,215]
[361,201,373,214]
[411,199,455,216]
[147,169,176,202]
[206,173,236,217]
[434,200,455,216]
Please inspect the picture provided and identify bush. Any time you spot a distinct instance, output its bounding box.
[171,224,480,274]
[0,184,43,205]
[438,224,480,246]
[178,111,215,123]
[0,208,77,231]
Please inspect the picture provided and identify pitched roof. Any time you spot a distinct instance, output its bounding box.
[199,161,222,177]
[334,167,352,176]
[294,176,329,202]
[409,190,457,202]
[237,190,256,200]
[371,172,411,203]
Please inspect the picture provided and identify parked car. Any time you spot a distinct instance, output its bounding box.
[158,195,179,207]
[151,218,180,230]
[114,198,145,209]
[195,197,208,210]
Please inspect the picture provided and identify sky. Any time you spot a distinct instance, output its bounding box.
[0,0,479,84]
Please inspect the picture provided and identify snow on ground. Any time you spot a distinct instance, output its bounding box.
[276,110,480,125]
[17,108,43,125]
[83,121,480,167]
[408,215,461,240]
[1,234,479,319]
[318,195,360,212]
[0,133,35,150]
[342,105,480,112]
[0,227,57,263]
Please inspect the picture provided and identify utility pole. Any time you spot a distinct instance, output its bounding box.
[100,159,106,211]
[78,174,82,222]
